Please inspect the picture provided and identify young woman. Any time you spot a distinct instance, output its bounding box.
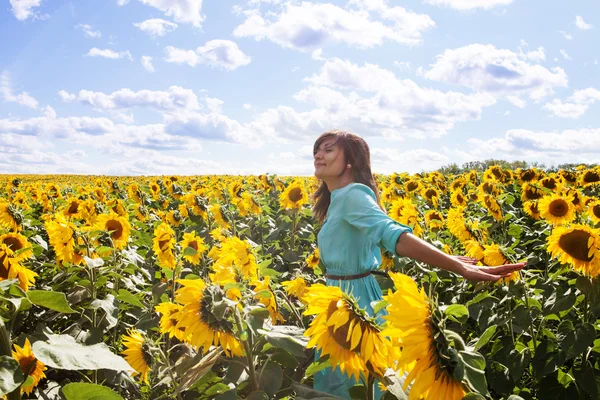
[311,130,525,398]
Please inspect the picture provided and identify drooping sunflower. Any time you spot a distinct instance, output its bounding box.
[404,179,420,193]
[519,168,539,183]
[447,207,473,244]
[44,214,84,266]
[463,239,485,263]
[0,202,24,231]
[12,338,47,395]
[0,233,37,291]
[209,204,231,230]
[381,273,467,400]
[586,200,600,224]
[175,279,244,357]
[521,183,545,203]
[121,329,152,384]
[155,302,187,341]
[547,224,600,277]
[559,170,578,186]
[482,194,503,222]
[180,231,208,266]
[538,194,575,226]
[62,197,82,218]
[483,243,519,283]
[252,277,285,323]
[185,192,208,220]
[279,180,308,210]
[380,250,395,271]
[450,190,468,207]
[282,276,307,300]
[209,236,259,281]
[152,222,177,270]
[306,248,320,269]
[540,176,561,191]
[523,201,541,220]
[424,210,445,231]
[240,192,262,216]
[581,169,600,188]
[302,284,397,382]
[94,212,131,249]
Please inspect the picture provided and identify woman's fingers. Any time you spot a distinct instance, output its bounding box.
[483,262,527,275]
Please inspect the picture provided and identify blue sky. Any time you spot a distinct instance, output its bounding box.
[1,0,599,175]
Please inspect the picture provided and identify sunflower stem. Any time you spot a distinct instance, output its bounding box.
[522,280,538,357]
[507,296,515,346]
[1,320,20,400]
[275,289,305,329]
[366,375,375,400]
[233,307,259,391]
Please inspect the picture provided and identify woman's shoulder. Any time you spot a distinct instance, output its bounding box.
[336,182,376,201]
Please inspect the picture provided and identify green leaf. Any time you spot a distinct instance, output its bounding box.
[90,294,119,329]
[382,369,408,400]
[246,391,269,400]
[461,351,489,396]
[83,256,104,268]
[474,325,496,351]
[304,357,331,379]
[258,325,308,358]
[259,361,283,397]
[116,289,144,309]
[61,382,123,400]
[462,394,486,400]
[444,304,469,324]
[291,381,346,400]
[183,246,198,257]
[506,396,525,400]
[27,290,75,313]
[0,355,24,396]
[32,333,133,372]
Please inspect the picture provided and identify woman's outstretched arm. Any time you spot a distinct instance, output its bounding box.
[395,232,526,281]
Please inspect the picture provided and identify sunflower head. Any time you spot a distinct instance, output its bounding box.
[539,194,576,226]
[95,213,131,249]
[121,329,152,384]
[547,224,600,277]
[582,169,600,187]
[587,200,600,224]
[279,181,308,210]
[520,168,538,182]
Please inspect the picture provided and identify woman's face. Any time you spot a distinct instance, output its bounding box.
[313,137,346,179]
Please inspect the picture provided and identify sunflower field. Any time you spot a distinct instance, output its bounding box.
[1,166,600,400]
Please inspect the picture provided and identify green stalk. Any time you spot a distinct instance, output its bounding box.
[1,320,20,400]
[233,307,259,391]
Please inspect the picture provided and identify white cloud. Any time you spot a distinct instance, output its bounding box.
[10,0,42,21]
[558,30,573,40]
[424,44,568,101]
[58,86,201,112]
[560,49,571,60]
[575,16,593,30]
[233,2,435,50]
[164,40,251,70]
[423,0,514,10]
[394,61,412,72]
[134,18,178,37]
[138,0,204,27]
[243,103,252,110]
[141,56,155,72]
[506,95,526,108]
[543,87,600,118]
[87,48,133,60]
[0,71,38,109]
[75,24,102,38]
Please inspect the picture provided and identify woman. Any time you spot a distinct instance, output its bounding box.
[311,130,525,398]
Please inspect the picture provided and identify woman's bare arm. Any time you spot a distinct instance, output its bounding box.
[394,233,525,281]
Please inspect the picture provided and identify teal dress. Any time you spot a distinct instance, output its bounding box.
[314,182,413,399]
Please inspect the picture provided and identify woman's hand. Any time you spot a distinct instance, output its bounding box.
[459,262,527,281]
[453,255,478,265]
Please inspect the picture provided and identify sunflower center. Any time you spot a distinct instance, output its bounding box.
[525,187,543,200]
[288,188,303,203]
[3,237,24,252]
[407,182,418,192]
[326,301,354,350]
[425,189,437,199]
[584,171,600,183]
[558,230,594,262]
[189,241,199,251]
[521,170,536,181]
[141,342,153,367]
[593,205,600,219]
[105,220,124,240]
[68,202,79,214]
[0,258,9,279]
[549,199,569,217]
[529,202,539,214]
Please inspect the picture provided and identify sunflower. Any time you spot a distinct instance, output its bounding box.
[155,302,187,341]
[94,212,131,249]
[0,233,37,291]
[389,198,422,237]
[523,201,541,220]
[302,284,397,382]
[404,179,420,193]
[539,194,576,226]
[175,279,244,356]
[282,276,307,300]
[152,222,177,270]
[252,277,285,323]
[166,209,185,227]
[381,273,467,400]
[209,236,258,281]
[12,338,47,395]
[421,187,440,208]
[279,181,308,210]
[586,200,600,224]
[0,202,24,231]
[424,210,445,231]
[450,190,467,207]
[521,183,545,203]
[482,194,503,222]
[380,250,395,271]
[540,176,561,191]
[306,248,320,269]
[62,198,82,218]
[581,169,600,188]
[483,243,519,283]
[240,192,262,216]
[463,239,485,263]
[44,214,84,266]
[121,329,152,384]
[519,168,538,183]
[547,224,600,277]
[447,207,473,243]
[180,231,208,266]
[149,182,161,198]
[209,204,231,230]
[450,178,466,192]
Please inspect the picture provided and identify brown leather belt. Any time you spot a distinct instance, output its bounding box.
[326,270,374,280]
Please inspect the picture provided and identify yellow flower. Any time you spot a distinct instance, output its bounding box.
[539,194,576,226]
[450,190,468,207]
[62,197,82,218]
[121,329,152,384]
[0,233,37,291]
[180,231,208,266]
[463,239,485,263]
[252,277,284,324]
[381,273,467,400]
[0,202,23,232]
[581,169,600,188]
[94,212,131,249]
[282,276,307,300]
[447,207,473,244]
[547,224,600,277]
[482,194,503,222]
[483,243,518,284]
[523,201,541,220]
[424,210,445,231]
[175,279,244,357]
[152,222,177,270]
[155,302,187,341]
[306,248,320,269]
[586,200,600,225]
[44,214,84,266]
[521,183,545,203]
[302,284,397,382]
[12,338,47,395]
[279,180,308,210]
[209,204,231,230]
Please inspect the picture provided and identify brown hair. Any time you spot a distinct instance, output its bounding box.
[312,130,383,223]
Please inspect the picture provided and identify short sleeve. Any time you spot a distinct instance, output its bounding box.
[342,184,413,255]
